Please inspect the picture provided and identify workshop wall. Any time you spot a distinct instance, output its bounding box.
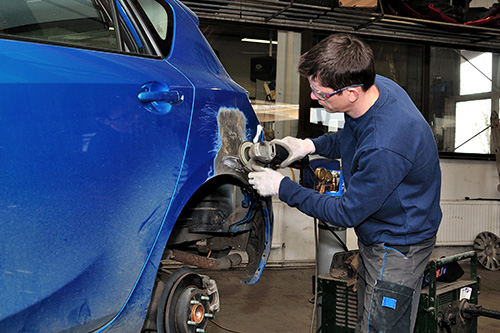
[441,159,500,200]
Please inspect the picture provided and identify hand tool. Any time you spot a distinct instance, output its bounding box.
[238,140,292,171]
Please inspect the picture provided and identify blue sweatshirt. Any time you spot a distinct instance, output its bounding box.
[279,75,442,246]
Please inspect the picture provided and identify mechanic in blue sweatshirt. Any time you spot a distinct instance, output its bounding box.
[248,33,442,332]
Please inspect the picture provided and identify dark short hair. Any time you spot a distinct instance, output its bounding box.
[298,33,375,91]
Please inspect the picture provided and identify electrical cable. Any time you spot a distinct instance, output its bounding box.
[318,220,348,252]
[310,217,320,333]
[209,319,246,333]
[308,161,320,333]
[289,167,296,182]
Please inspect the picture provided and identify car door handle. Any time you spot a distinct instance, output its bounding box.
[137,90,184,104]
[138,82,185,115]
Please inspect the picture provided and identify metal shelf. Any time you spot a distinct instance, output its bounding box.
[183,0,500,51]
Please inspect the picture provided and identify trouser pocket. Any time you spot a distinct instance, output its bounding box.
[367,279,413,332]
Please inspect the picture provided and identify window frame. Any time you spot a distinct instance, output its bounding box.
[129,0,174,59]
[0,0,165,59]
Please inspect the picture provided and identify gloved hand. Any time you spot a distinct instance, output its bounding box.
[248,167,285,197]
[273,137,315,168]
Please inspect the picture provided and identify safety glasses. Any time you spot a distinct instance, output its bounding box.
[310,84,363,101]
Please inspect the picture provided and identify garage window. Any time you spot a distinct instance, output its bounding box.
[429,48,498,155]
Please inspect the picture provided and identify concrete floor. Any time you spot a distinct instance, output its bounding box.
[198,259,500,333]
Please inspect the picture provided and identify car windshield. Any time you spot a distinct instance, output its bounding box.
[0,0,118,50]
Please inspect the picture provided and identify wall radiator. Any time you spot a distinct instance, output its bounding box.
[437,200,500,246]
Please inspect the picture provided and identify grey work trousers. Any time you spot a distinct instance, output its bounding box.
[355,236,436,333]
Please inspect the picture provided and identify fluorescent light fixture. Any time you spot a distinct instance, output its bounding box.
[241,38,278,45]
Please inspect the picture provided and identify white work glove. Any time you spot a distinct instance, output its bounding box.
[248,167,285,197]
[275,137,315,168]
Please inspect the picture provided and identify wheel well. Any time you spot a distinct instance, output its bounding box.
[166,174,257,255]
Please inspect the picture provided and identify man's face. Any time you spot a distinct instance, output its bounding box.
[308,76,348,114]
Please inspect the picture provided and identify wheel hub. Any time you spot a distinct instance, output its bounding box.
[157,268,219,333]
[175,286,212,331]
[191,303,205,324]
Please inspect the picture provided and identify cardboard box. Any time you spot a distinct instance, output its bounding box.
[340,0,377,8]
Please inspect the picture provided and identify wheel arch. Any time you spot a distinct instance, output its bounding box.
[164,170,272,281]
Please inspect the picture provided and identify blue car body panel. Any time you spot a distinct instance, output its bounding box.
[0,0,272,331]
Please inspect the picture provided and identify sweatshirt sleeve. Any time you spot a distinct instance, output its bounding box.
[311,132,342,160]
[278,147,413,228]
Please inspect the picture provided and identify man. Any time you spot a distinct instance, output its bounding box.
[248,33,442,332]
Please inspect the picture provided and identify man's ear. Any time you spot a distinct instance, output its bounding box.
[347,87,360,103]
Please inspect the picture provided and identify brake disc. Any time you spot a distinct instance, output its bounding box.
[157,268,218,333]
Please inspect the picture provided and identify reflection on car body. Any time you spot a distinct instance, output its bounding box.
[0,0,272,332]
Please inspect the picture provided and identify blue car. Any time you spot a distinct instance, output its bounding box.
[0,1,272,332]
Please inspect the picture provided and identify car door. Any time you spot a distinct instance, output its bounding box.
[0,0,193,331]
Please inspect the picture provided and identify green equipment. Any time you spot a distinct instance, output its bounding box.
[318,251,500,332]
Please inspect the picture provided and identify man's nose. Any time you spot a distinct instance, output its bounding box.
[310,92,319,100]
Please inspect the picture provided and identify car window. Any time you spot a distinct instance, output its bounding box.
[138,0,168,39]
[0,0,151,55]
[132,0,173,57]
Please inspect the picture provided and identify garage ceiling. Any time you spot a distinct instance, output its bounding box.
[183,0,500,51]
